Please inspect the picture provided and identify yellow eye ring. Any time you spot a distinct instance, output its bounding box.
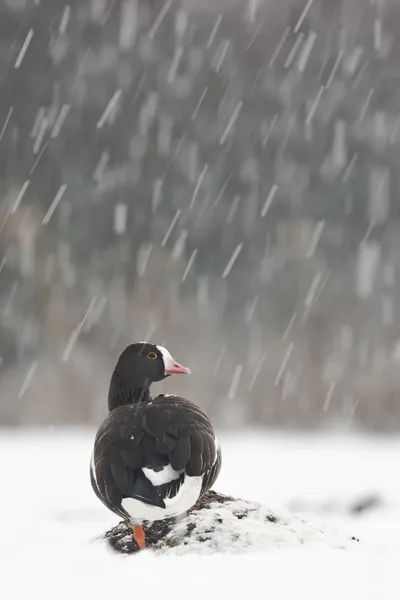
[147,352,157,360]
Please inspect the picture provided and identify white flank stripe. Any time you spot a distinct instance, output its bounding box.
[142,464,182,486]
[122,475,202,521]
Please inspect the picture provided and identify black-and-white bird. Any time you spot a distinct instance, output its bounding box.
[90,342,221,549]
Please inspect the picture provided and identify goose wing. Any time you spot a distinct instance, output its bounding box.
[90,396,221,520]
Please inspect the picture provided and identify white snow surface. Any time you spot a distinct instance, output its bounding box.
[1,428,400,600]
[148,498,360,555]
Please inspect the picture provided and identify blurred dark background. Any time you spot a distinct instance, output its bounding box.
[1,0,400,431]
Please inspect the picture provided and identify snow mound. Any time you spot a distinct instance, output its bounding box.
[104,491,361,555]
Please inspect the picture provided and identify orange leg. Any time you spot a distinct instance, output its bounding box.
[132,524,146,550]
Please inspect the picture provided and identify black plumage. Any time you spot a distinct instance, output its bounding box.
[90,343,222,541]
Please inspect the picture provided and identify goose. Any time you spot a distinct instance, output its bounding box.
[90,342,221,549]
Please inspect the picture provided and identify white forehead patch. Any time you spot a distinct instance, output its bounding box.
[156,345,175,370]
[156,345,173,360]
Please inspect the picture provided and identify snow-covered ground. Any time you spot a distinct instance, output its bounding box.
[2,428,400,599]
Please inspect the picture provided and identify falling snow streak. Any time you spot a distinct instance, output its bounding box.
[148,0,172,39]
[96,90,122,128]
[274,343,294,387]
[62,297,100,362]
[114,203,128,235]
[144,318,157,341]
[151,179,163,213]
[120,0,138,50]
[352,61,368,90]
[0,203,13,234]
[59,6,71,35]
[99,0,116,26]
[14,29,34,69]
[317,52,332,82]
[305,221,325,258]
[29,142,49,176]
[171,229,187,261]
[18,362,38,399]
[167,46,184,83]
[356,242,381,299]
[33,116,48,154]
[261,184,278,217]
[305,86,324,126]
[71,47,91,93]
[374,17,383,52]
[358,89,374,123]
[227,196,240,223]
[206,14,223,49]
[268,27,290,67]
[248,354,266,391]
[220,102,242,145]
[297,31,317,72]
[246,21,264,52]
[361,222,374,245]
[213,40,230,73]
[325,52,343,88]
[323,382,336,412]
[285,33,304,69]
[213,172,233,208]
[132,73,146,105]
[282,312,297,341]
[280,116,295,154]
[11,180,30,214]
[4,282,18,315]
[31,108,45,139]
[246,0,261,23]
[42,185,68,225]
[182,249,198,282]
[302,272,328,320]
[213,344,226,377]
[137,243,153,277]
[189,165,208,209]
[0,107,13,142]
[222,243,243,278]
[313,271,331,307]
[262,114,278,146]
[342,153,358,184]
[245,295,259,323]
[294,0,316,33]
[304,273,323,311]
[248,70,263,102]
[228,365,243,400]
[161,209,181,247]
[51,105,71,138]
[191,87,208,120]
[163,132,187,178]
[390,117,400,144]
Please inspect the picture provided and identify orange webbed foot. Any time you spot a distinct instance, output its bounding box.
[132,524,146,550]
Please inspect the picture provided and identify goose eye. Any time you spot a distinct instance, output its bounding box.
[147,352,157,360]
